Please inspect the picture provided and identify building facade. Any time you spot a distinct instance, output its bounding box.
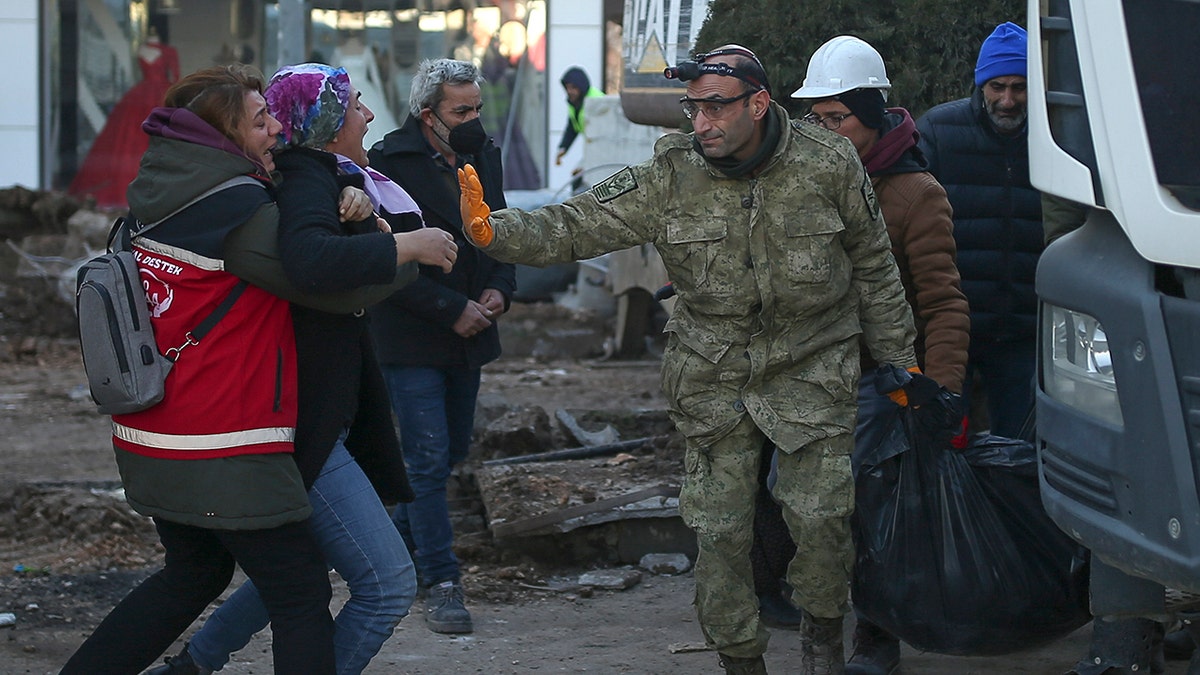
[4,0,607,203]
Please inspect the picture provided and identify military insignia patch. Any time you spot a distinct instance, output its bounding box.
[860,170,881,220]
[591,167,638,203]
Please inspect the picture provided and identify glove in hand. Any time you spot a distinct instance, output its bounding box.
[903,371,944,408]
[457,164,493,246]
[883,366,925,407]
[875,364,965,444]
[913,388,966,441]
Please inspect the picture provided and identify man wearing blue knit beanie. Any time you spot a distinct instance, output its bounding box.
[974,21,1028,133]
[915,22,1040,451]
[915,24,1169,675]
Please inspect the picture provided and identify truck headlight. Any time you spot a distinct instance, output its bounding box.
[1042,303,1123,426]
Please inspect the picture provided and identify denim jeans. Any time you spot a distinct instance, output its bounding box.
[382,365,480,587]
[963,338,1036,440]
[188,439,416,675]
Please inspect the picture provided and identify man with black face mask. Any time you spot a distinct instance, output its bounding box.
[367,58,515,636]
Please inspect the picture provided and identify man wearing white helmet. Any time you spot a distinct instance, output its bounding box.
[791,36,970,453]
[782,34,971,675]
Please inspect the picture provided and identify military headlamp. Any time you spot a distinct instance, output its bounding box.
[663,47,770,94]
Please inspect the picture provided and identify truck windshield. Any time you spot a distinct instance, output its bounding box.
[1124,0,1200,209]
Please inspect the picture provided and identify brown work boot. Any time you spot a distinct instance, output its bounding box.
[717,653,768,674]
[845,618,900,674]
[801,611,845,675]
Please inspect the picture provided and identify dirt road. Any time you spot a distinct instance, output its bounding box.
[0,330,1189,674]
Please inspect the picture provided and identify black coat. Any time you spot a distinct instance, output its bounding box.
[916,89,1044,344]
[366,115,516,369]
[275,146,413,503]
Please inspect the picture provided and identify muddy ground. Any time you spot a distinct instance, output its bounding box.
[0,192,1188,673]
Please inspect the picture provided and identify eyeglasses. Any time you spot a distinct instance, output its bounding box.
[680,91,754,120]
[802,111,855,131]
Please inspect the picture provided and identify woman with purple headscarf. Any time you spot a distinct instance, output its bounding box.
[146,64,458,675]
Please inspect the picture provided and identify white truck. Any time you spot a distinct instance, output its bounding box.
[1028,0,1200,630]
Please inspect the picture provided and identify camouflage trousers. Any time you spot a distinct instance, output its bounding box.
[679,415,854,658]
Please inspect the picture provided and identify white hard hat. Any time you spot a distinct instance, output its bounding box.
[790,35,891,101]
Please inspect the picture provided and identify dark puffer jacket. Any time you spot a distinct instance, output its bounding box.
[916,88,1043,345]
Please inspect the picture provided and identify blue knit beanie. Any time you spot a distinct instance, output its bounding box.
[974,22,1027,87]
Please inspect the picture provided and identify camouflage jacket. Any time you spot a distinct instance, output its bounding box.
[480,102,916,451]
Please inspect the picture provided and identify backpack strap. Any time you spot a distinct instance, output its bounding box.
[132,175,263,239]
[105,214,138,254]
[164,279,250,361]
[122,175,264,362]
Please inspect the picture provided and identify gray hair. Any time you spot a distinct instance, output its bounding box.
[408,58,485,117]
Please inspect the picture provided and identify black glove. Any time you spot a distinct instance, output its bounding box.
[903,372,943,408]
[873,364,941,407]
[911,388,965,445]
[876,364,962,445]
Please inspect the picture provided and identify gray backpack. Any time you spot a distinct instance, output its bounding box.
[75,176,258,415]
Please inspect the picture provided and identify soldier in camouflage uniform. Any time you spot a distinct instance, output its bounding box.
[458,46,918,674]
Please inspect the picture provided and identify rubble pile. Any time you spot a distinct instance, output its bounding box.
[0,482,160,573]
[0,187,115,343]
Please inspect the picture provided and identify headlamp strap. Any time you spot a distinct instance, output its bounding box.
[663,47,769,93]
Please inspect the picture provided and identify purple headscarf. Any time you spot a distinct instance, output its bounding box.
[265,63,351,149]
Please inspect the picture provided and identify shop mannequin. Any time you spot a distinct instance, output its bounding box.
[69,28,180,208]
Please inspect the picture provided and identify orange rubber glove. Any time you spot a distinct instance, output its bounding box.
[887,366,924,406]
[457,164,493,247]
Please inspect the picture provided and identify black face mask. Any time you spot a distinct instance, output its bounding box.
[446,117,488,156]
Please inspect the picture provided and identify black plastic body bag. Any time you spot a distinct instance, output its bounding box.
[850,404,1091,655]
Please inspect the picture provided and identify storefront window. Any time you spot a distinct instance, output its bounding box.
[292,1,547,190]
[50,0,148,204]
[52,0,548,208]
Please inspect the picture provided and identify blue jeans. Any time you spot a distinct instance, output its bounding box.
[382,365,480,587]
[188,439,416,675]
[964,338,1036,440]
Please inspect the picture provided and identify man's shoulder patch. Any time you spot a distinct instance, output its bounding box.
[861,170,881,221]
[591,167,638,203]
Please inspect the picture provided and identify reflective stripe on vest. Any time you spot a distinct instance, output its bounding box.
[112,422,295,451]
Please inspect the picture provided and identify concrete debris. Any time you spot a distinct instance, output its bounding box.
[578,567,642,590]
[638,552,692,575]
[668,642,712,654]
[555,407,620,447]
[478,406,556,459]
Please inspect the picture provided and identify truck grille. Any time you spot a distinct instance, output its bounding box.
[1041,443,1119,514]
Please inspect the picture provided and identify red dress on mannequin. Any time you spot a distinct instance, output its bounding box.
[69,41,179,209]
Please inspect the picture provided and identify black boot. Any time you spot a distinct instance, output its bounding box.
[143,643,211,675]
[718,653,768,675]
[801,611,845,675]
[759,590,804,630]
[1163,627,1196,660]
[845,618,900,675]
[1179,612,1200,675]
